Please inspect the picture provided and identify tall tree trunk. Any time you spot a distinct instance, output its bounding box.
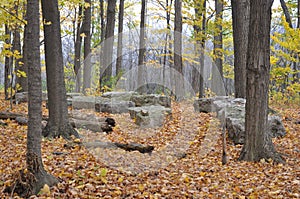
[116,0,124,76]
[9,0,58,197]
[239,0,284,163]
[231,0,249,98]
[163,0,172,94]
[192,0,200,95]
[100,0,116,88]
[199,0,206,98]
[100,0,105,42]
[4,25,12,100]
[41,0,79,139]
[138,0,147,93]
[193,0,206,98]
[14,4,27,92]
[74,5,83,92]
[174,0,183,100]
[82,0,92,93]
[212,0,224,96]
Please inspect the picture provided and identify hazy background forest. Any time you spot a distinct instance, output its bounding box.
[0,0,299,101]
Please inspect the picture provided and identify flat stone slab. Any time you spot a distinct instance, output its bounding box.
[72,96,101,110]
[101,91,138,101]
[71,95,135,114]
[128,105,172,128]
[95,100,135,114]
[130,94,171,108]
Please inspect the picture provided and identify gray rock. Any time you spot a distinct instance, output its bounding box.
[268,115,286,138]
[66,92,83,98]
[72,96,100,110]
[128,105,172,127]
[193,96,230,113]
[101,91,138,101]
[130,94,171,108]
[226,117,245,145]
[95,100,135,114]
[194,97,286,144]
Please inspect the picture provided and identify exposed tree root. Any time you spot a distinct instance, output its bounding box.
[42,122,79,139]
[238,144,285,164]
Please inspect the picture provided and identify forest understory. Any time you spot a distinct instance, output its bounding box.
[0,97,299,198]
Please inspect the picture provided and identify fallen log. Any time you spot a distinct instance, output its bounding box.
[114,142,154,153]
[0,111,115,133]
[0,112,24,120]
[84,141,154,154]
[0,112,48,120]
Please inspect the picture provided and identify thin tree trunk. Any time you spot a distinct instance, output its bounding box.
[174,0,183,100]
[280,0,293,28]
[4,25,12,100]
[82,0,92,93]
[163,0,172,94]
[14,4,27,92]
[199,0,206,98]
[74,5,83,92]
[279,0,298,83]
[239,0,284,163]
[231,0,249,98]
[212,0,224,96]
[192,0,201,95]
[100,0,116,88]
[100,0,105,42]
[137,0,147,93]
[297,0,300,81]
[41,0,79,139]
[116,0,124,76]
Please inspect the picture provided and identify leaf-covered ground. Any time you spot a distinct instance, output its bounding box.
[0,98,299,198]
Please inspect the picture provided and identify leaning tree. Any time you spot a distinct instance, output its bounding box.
[239,0,284,163]
[41,0,79,138]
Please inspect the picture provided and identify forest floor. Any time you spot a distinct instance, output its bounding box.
[0,97,299,198]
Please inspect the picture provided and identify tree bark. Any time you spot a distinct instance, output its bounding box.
[7,0,58,197]
[82,0,92,93]
[116,0,124,77]
[174,0,183,100]
[192,0,201,95]
[231,0,249,98]
[4,25,12,100]
[212,0,224,96]
[192,0,206,98]
[137,0,147,93]
[41,0,79,139]
[14,3,27,93]
[100,0,116,88]
[280,0,293,28]
[74,5,83,92]
[163,0,172,94]
[100,0,105,42]
[239,0,284,163]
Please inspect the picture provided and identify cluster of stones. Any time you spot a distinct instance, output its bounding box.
[194,97,286,144]
[15,91,172,129]
[71,91,171,128]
